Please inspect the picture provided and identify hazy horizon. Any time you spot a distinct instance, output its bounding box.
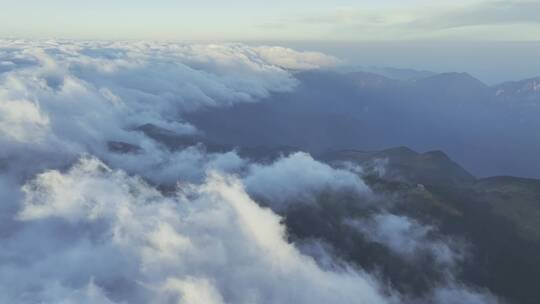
[2,0,539,83]
[252,40,540,84]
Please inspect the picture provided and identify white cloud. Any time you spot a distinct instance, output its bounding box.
[268,0,540,41]
[243,152,371,211]
[107,145,246,185]
[0,99,49,143]
[430,284,501,304]
[345,213,499,303]
[0,39,336,183]
[8,158,394,304]
[252,46,340,70]
[346,214,460,266]
[162,278,225,304]
[0,40,500,304]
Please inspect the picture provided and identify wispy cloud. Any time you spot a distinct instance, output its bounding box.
[410,0,540,29]
[261,0,540,41]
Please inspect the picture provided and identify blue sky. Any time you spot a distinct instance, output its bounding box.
[1,0,539,41]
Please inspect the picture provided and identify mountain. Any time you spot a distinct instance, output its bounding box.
[473,176,540,241]
[493,77,540,105]
[324,146,540,243]
[321,147,476,187]
[319,146,540,304]
[407,72,492,105]
[114,118,540,304]
[360,66,437,81]
[186,69,540,178]
[414,72,488,91]
[92,64,540,304]
[111,123,301,163]
[344,71,399,89]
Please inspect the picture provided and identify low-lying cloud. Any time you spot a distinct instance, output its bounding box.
[0,40,499,303]
[346,213,460,266]
[244,152,371,211]
[0,39,337,181]
[6,158,394,304]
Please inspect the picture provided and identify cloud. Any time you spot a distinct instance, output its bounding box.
[429,285,501,304]
[107,145,247,185]
[0,40,501,303]
[271,0,540,41]
[6,157,395,304]
[252,46,340,70]
[0,39,336,182]
[243,152,371,211]
[0,41,386,303]
[0,99,49,143]
[410,0,540,30]
[36,280,119,304]
[346,214,461,267]
[341,212,500,303]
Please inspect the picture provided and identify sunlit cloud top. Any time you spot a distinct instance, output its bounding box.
[0,0,539,41]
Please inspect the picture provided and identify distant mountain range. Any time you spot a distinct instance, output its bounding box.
[493,77,540,105]
[355,66,437,82]
[185,68,540,178]
[341,66,540,105]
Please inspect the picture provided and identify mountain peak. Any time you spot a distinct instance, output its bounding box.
[418,72,487,87]
[493,77,540,103]
[322,146,475,187]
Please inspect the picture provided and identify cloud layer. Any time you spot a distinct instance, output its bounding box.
[0,40,391,304]
[0,40,337,179]
[0,40,499,303]
[5,158,394,304]
[244,152,370,211]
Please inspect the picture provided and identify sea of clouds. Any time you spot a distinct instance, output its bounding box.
[0,40,498,303]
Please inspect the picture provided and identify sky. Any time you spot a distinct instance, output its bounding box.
[0,0,539,82]
[1,0,539,41]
